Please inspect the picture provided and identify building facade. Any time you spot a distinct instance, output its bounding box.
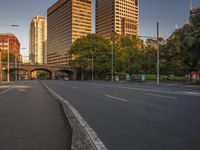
[189,6,200,25]
[0,33,20,81]
[29,16,47,64]
[96,0,139,38]
[47,0,92,65]
[0,33,20,56]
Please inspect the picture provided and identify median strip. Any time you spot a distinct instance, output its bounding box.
[41,81,108,150]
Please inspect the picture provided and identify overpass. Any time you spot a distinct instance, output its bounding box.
[1,63,76,80]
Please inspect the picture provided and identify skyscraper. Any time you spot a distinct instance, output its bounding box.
[96,0,139,38]
[189,6,200,25]
[29,16,47,64]
[47,0,92,65]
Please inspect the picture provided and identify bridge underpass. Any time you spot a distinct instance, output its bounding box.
[0,63,76,81]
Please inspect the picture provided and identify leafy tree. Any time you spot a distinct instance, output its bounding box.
[70,34,111,79]
[143,39,158,74]
[163,23,200,72]
[115,35,145,74]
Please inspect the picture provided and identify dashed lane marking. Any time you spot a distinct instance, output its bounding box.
[146,93,177,99]
[105,94,128,102]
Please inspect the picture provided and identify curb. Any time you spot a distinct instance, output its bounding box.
[40,81,108,150]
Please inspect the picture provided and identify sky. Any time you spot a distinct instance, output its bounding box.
[0,0,199,57]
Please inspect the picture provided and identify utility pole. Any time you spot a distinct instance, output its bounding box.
[111,41,114,82]
[0,25,19,82]
[157,22,160,85]
[139,22,160,85]
[92,51,94,81]
[0,49,2,83]
[81,64,83,80]
[7,37,10,82]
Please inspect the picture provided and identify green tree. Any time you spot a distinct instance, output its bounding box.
[163,23,200,73]
[70,34,111,79]
[143,39,158,74]
[115,35,145,74]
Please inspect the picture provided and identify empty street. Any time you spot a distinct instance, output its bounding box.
[43,80,200,150]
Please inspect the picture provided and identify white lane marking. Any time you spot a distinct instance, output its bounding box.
[146,93,177,99]
[82,82,200,97]
[180,91,200,96]
[105,94,128,102]
[0,88,13,95]
[42,82,108,150]
[184,85,199,88]
[91,83,179,94]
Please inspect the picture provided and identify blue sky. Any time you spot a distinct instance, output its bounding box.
[0,0,199,57]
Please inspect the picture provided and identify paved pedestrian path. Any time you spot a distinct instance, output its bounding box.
[0,80,71,150]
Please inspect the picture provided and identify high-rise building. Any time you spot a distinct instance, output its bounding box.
[96,0,139,38]
[29,16,47,64]
[47,0,92,65]
[0,33,20,57]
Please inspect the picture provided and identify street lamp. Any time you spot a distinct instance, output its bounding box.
[156,22,160,85]
[139,22,160,85]
[91,51,94,81]
[0,49,2,83]
[111,41,114,82]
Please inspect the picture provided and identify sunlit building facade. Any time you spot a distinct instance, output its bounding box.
[29,16,47,64]
[0,33,20,56]
[0,33,20,81]
[47,0,92,65]
[96,0,139,38]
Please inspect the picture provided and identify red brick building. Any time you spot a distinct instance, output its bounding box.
[0,33,20,81]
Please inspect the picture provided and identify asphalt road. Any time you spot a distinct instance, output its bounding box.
[0,88,5,93]
[0,81,71,150]
[44,80,200,150]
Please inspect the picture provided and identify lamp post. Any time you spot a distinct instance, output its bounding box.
[156,22,160,85]
[139,22,160,85]
[111,41,114,82]
[7,36,10,82]
[91,51,94,81]
[109,33,115,82]
[0,49,2,83]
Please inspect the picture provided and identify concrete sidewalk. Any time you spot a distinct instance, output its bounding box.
[0,81,72,150]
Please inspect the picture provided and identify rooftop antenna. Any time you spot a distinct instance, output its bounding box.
[190,0,193,10]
